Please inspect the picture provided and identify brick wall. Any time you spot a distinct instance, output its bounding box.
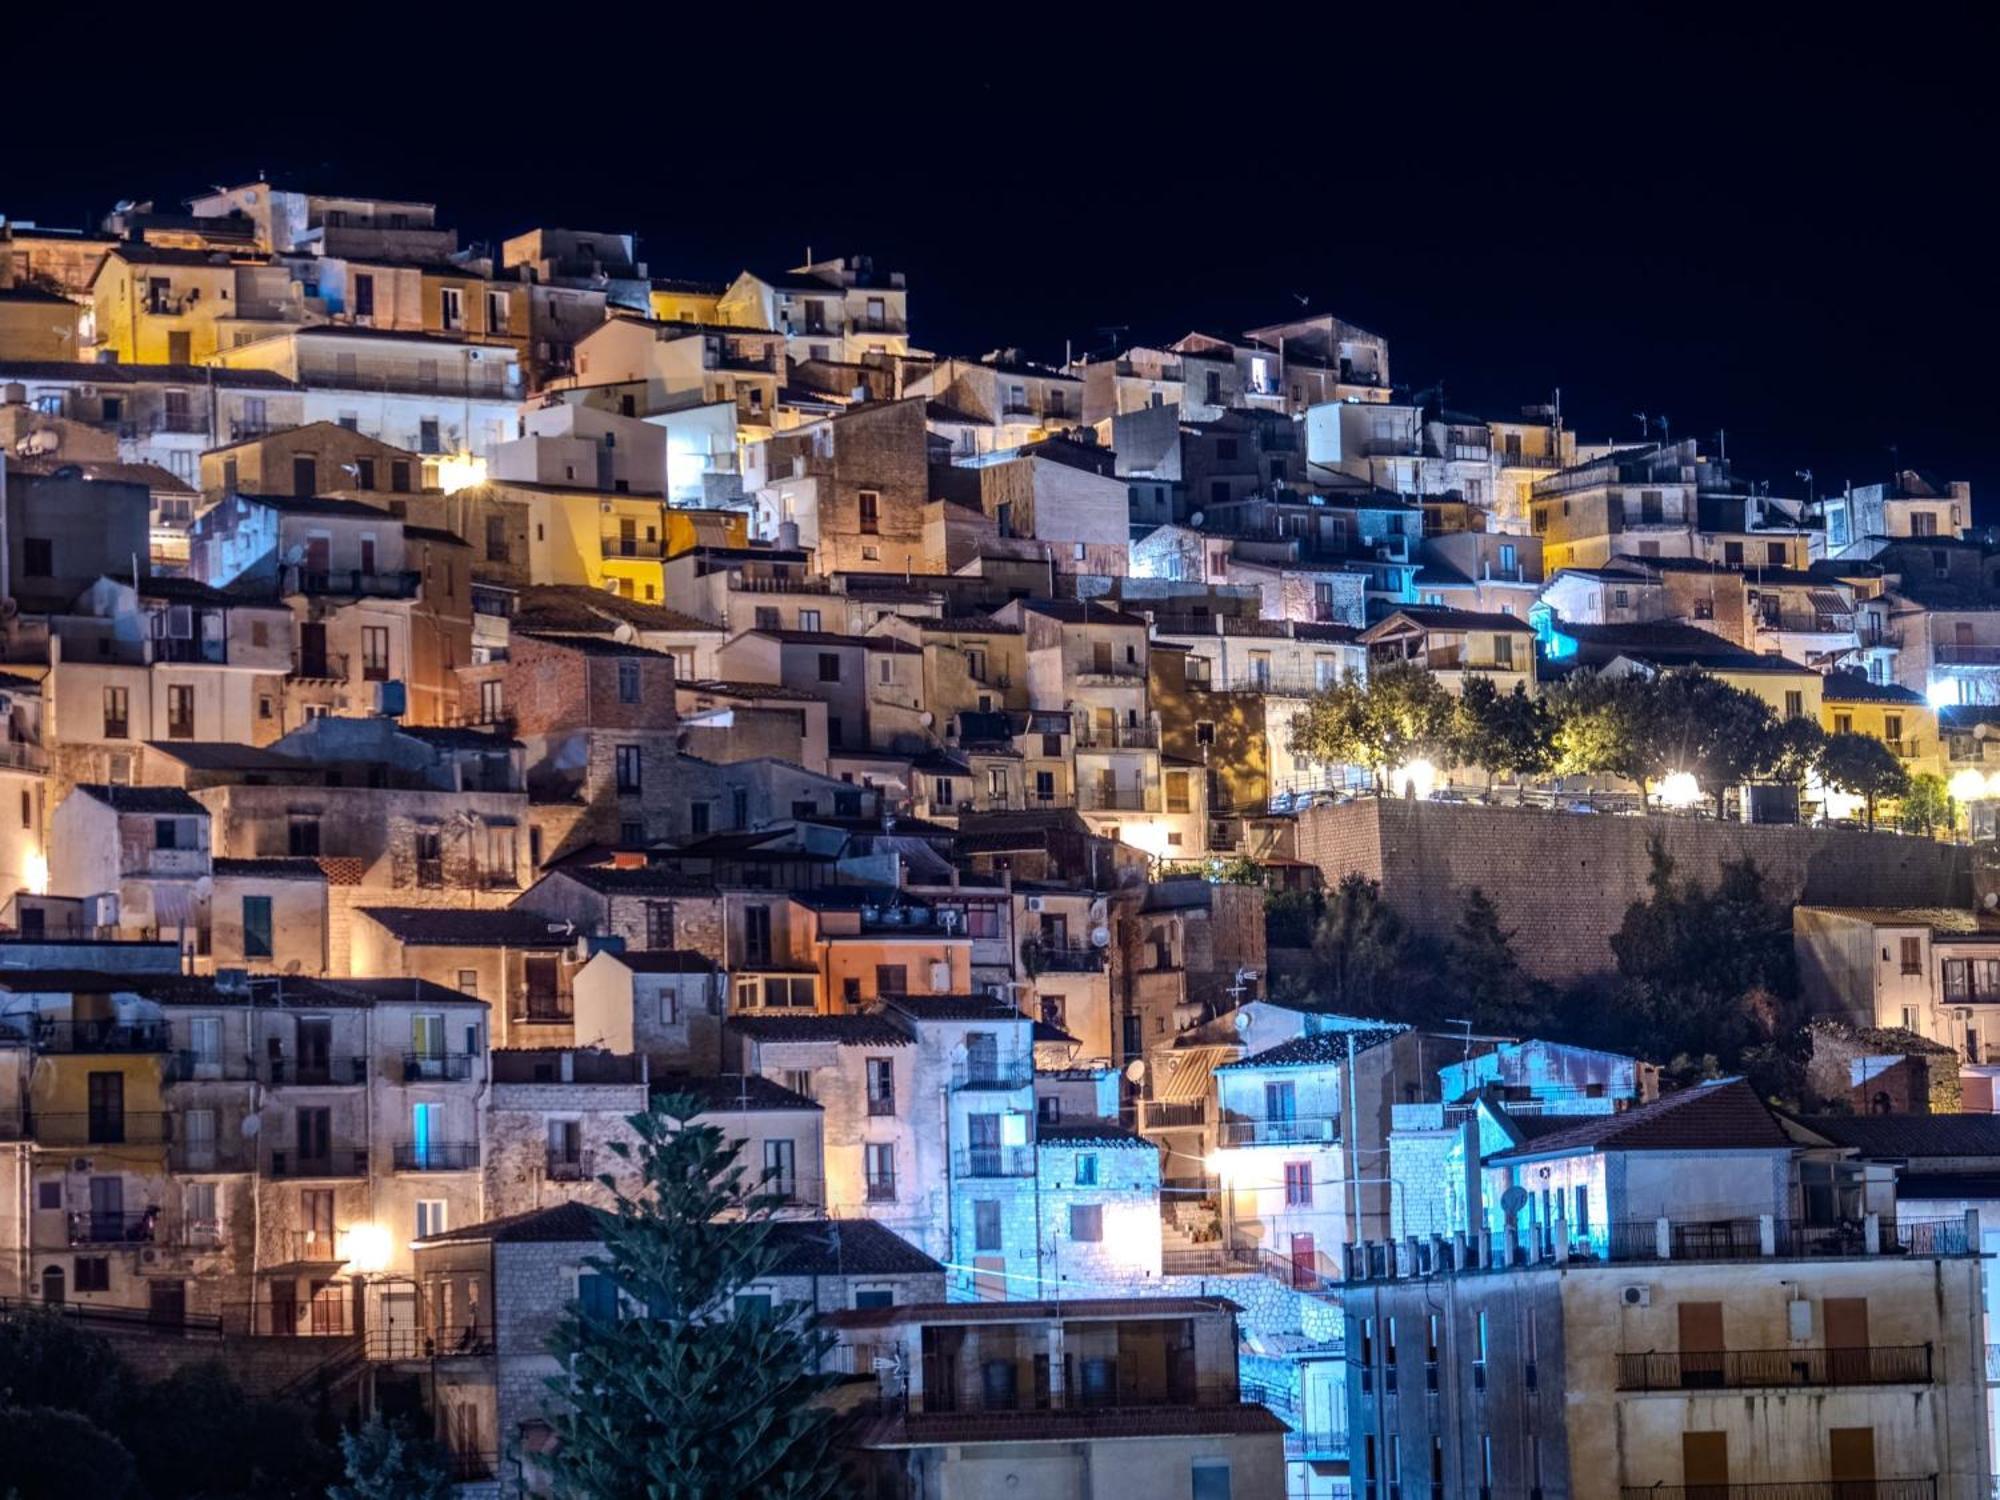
[1295,799,1972,984]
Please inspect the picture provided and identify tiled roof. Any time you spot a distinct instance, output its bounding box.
[1819,671,1928,705]
[210,857,326,881]
[1363,606,1533,634]
[1794,1113,2000,1158]
[1215,1028,1406,1071]
[678,679,827,703]
[766,1218,942,1276]
[1018,599,1150,628]
[0,359,297,389]
[418,1201,602,1245]
[512,585,718,635]
[1036,1121,1152,1148]
[726,1013,913,1046]
[513,630,678,660]
[71,784,208,816]
[356,907,574,947]
[1487,1078,1792,1161]
[653,1072,819,1112]
[605,949,721,974]
[886,994,1027,1024]
[542,866,716,896]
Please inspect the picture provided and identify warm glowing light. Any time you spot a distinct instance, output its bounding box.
[339,1223,393,1274]
[1389,759,1436,799]
[22,853,47,897]
[1203,1151,1229,1178]
[1928,680,1960,709]
[1115,821,1174,858]
[436,452,488,495]
[1656,771,1703,810]
[1950,769,1992,803]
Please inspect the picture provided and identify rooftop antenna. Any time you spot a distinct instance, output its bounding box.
[1632,411,1649,440]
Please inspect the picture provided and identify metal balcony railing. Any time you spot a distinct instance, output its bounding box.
[1074,722,1159,749]
[547,1147,595,1182]
[1142,1101,1207,1130]
[1077,785,1161,813]
[35,1019,170,1053]
[950,1059,1034,1091]
[1936,645,2000,665]
[65,1211,166,1247]
[266,1056,369,1087]
[1618,1483,1936,1500]
[1024,942,1106,973]
[289,650,349,680]
[956,1146,1035,1179]
[393,1140,480,1172]
[292,569,422,600]
[1217,1114,1342,1147]
[224,1299,358,1337]
[1614,1344,1933,1390]
[403,1052,476,1083]
[35,1112,169,1148]
[263,1146,371,1179]
[0,739,49,771]
[365,1325,495,1362]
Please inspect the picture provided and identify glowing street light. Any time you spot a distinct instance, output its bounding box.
[1656,771,1703,810]
[339,1222,393,1274]
[1949,769,1991,804]
[1389,759,1436,799]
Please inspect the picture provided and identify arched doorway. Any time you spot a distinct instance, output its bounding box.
[40,1264,64,1305]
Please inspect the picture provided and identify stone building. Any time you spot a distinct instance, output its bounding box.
[751,397,931,576]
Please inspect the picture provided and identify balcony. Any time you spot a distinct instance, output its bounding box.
[168,1137,255,1173]
[403,1052,476,1083]
[1217,1114,1341,1147]
[263,1146,371,1179]
[510,995,573,1023]
[121,411,210,438]
[956,1146,1035,1179]
[0,739,49,772]
[1024,942,1106,973]
[1935,644,2000,665]
[35,1019,170,1053]
[1069,661,1147,685]
[224,1299,357,1336]
[365,1325,495,1362]
[65,1210,171,1248]
[1074,722,1159,750]
[125,846,208,879]
[289,650,349,680]
[1142,1101,1207,1130]
[292,569,422,600]
[265,1056,369,1087]
[271,1228,351,1265]
[726,571,828,594]
[393,1140,480,1172]
[1614,1344,1933,1391]
[1619,1483,1936,1500]
[865,1172,897,1202]
[547,1146,595,1182]
[1600,1215,1970,1263]
[35,1111,170,1148]
[951,1058,1034,1091]
[151,636,227,665]
[1077,785,1161,813]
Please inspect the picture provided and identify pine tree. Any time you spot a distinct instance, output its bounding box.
[330,1417,453,1500]
[541,1092,844,1500]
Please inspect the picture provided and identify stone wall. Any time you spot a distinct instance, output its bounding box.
[1295,799,1973,983]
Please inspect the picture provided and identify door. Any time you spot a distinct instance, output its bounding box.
[87,1071,124,1144]
[270,1280,300,1336]
[1678,1301,1726,1388]
[965,1032,998,1085]
[297,1018,332,1084]
[167,330,191,364]
[148,1279,186,1328]
[89,1175,124,1243]
[299,621,329,676]
[1825,1298,1870,1385]
[304,533,331,574]
[1829,1428,1876,1500]
[968,1113,1001,1174]
[1682,1431,1728,1500]
[1288,1232,1316,1288]
[296,1107,331,1171]
[292,456,316,498]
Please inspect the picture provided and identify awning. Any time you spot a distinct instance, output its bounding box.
[1153,1044,1230,1102]
[1807,590,1853,617]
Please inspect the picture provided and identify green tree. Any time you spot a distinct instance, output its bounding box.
[331,1416,455,1500]
[1818,731,1910,828]
[1898,771,1952,837]
[1294,872,1419,1016]
[1289,662,1456,789]
[1450,678,1556,791]
[0,1309,131,1426]
[1440,889,1552,1034]
[1550,672,1670,801]
[1758,715,1826,788]
[1649,671,1779,816]
[123,1360,335,1500]
[0,1406,135,1499]
[541,1093,844,1500]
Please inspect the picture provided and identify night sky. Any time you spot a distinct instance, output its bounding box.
[9,18,1991,510]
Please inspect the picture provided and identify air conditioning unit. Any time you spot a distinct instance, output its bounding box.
[70,1157,93,1174]
[1026,896,1045,913]
[1620,1284,1651,1307]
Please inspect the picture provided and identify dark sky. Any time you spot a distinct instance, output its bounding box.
[9,17,1993,510]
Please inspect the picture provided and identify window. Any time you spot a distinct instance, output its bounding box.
[854,1288,894,1310]
[354,457,376,491]
[1784,690,1804,719]
[440,287,464,331]
[288,814,321,856]
[74,1257,111,1293]
[762,1139,796,1200]
[973,1200,1002,1252]
[617,659,640,703]
[860,545,879,561]
[866,1057,895,1114]
[22,538,52,577]
[1899,935,1923,975]
[353,273,375,317]
[875,964,907,996]
[361,627,390,682]
[578,1272,619,1321]
[164,684,194,739]
[1191,1463,1231,1500]
[1069,1204,1103,1241]
[818,652,842,683]
[1284,1161,1313,1207]
[242,896,273,959]
[865,1142,896,1199]
[615,744,643,796]
[416,1199,448,1240]
[1834,712,1853,735]
[858,490,880,534]
[689,801,711,835]
[391,460,411,493]
[743,905,772,965]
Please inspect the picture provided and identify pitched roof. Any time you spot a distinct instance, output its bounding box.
[542,866,718,896]
[0,359,297,389]
[355,907,574,947]
[511,585,718,635]
[726,1013,913,1046]
[1018,599,1150,628]
[652,1072,820,1112]
[1819,671,1928,705]
[764,1219,942,1277]
[1363,606,1534,634]
[1487,1078,1792,1161]
[210,857,327,881]
[1792,1113,2000,1158]
[418,1201,602,1245]
[602,949,720,974]
[70,784,208,816]
[1215,1028,1407,1071]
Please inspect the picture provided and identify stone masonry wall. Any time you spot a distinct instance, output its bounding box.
[1295,799,1973,984]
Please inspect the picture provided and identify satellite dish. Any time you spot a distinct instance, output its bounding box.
[1499,1184,1529,1220]
[1234,1010,1253,1032]
[919,711,934,727]
[282,544,306,566]
[1189,510,1206,528]
[1089,899,1108,923]
[612,622,638,644]
[1124,1059,1146,1084]
[1985,891,1999,912]
[240,1115,261,1138]
[1089,925,1110,948]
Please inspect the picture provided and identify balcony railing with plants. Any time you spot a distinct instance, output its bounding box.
[34,1019,170,1053]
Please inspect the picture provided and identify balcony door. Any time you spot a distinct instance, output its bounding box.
[87,1071,124,1144]
[1825,1298,1870,1385]
[965,1032,998,1085]
[1828,1428,1875,1500]
[89,1175,124,1243]
[1677,1301,1725,1389]
[1682,1431,1728,1500]
[297,1018,332,1085]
